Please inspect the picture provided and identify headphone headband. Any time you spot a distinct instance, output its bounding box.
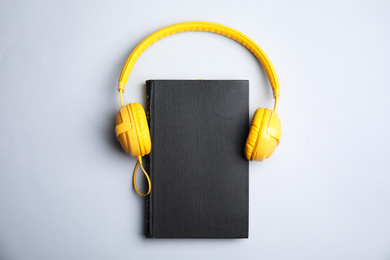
[118,21,280,108]
[115,22,283,194]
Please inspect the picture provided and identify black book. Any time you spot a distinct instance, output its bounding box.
[144,80,249,238]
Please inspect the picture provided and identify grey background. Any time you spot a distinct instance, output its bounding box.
[1,0,389,259]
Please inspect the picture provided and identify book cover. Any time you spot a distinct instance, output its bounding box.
[145,80,249,238]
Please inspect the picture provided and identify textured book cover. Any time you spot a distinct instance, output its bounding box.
[145,80,249,238]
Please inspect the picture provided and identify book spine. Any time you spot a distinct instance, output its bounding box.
[144,81,153,238]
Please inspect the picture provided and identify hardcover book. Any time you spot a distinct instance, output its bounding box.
[145,80,249,238]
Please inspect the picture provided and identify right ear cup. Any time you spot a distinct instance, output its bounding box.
[245,108,281,161]
[115,103,151,157]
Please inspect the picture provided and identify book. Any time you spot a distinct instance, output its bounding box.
[145,80,249,238]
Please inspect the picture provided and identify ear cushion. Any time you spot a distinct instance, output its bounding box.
[130,103,151,157]
[245,108,281,161]
[245,108,268,161]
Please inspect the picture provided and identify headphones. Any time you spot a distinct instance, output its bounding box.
[115,21,282,196]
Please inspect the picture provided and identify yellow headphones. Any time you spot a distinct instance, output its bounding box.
[115,21,282,196]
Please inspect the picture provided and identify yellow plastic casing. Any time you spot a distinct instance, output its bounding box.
[115,103,151,157]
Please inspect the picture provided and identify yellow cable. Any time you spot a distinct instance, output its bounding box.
[273,96,279,112]
[120,90,124,106]
[133,156,151,196]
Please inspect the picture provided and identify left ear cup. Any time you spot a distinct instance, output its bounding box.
[115,103,151,157]
[116,105,140,156]
[245,108,281,161]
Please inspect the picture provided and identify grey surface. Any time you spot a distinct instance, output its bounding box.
[0,0,389,259]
